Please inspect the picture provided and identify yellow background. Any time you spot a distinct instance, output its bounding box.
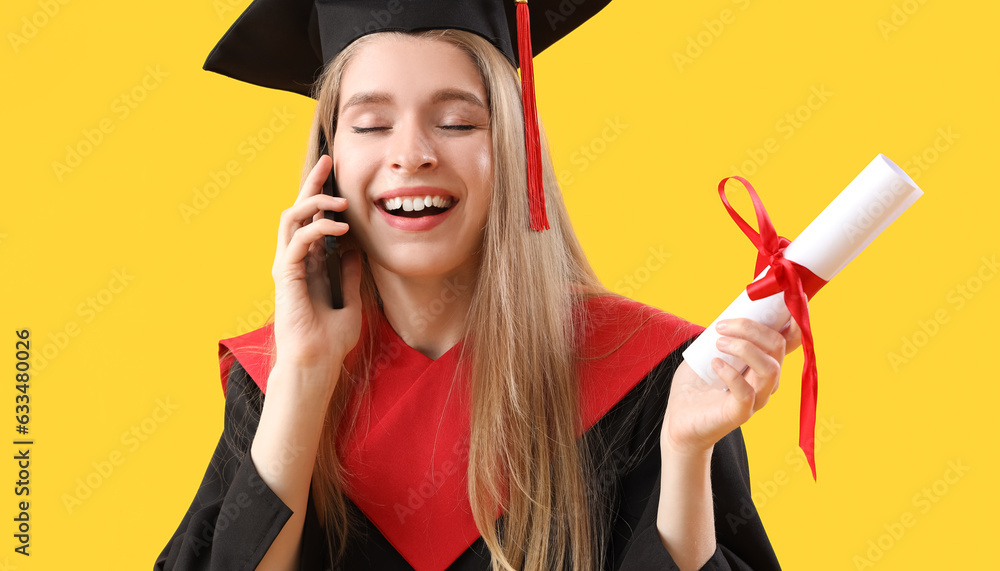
[2,0,996,568]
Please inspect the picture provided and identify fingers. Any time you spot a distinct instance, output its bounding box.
[270,156,357,318]
[274,155,341,253]
[296,154,333,202]
[781,317,804,353]
[717,318,786,361]
[716,319,784,411]
[274,157,346,267]
[272,218,349,282]
[711,358,755,417]
[277,194,348,253]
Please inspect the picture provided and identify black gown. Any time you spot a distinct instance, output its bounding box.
[154,336,780,570]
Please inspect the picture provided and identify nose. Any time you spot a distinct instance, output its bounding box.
[387,119,437,174]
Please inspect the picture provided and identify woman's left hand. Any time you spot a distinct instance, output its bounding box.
[661,318,803,455]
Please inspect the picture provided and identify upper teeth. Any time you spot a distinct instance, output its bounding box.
[383,196,453,212]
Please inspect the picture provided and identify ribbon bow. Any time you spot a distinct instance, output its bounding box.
[718,176,828,480]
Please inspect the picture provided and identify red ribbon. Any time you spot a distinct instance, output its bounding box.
[718,176,827,480]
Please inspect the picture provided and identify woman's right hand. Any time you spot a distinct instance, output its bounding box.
[271,154,363,389]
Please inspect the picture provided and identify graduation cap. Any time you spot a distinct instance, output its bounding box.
[204,0,613,232]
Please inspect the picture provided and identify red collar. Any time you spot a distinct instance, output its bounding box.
[218,295,701,570]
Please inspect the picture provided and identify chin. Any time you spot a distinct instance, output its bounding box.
[368,244,479,280]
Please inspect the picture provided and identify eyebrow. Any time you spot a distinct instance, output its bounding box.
[340,88,487,113]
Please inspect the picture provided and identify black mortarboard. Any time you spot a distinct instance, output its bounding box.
[204,0,613,232]
[204,0,610,97]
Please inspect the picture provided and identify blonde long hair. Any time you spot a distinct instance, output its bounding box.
[298,29,607,570]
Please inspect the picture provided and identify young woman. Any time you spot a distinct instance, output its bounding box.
[156,4,801,571]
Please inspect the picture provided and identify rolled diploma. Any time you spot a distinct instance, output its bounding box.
[683,154,923,388]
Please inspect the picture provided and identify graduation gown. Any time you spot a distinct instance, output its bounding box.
[154,296,780,570]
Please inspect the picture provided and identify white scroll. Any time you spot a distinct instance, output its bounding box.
[683,154,923,388]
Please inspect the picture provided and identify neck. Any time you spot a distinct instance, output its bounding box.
[370,263,476,360]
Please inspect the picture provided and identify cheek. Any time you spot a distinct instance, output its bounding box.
[476,144,494,218]
[464,138,493,199]
[331,150,379,237]
[476,140,492,181]
[332,144,376,200]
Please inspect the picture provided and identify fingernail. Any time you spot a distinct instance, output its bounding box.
[711,358,724,370]
[717,337,730,349]
[716,321,727,332]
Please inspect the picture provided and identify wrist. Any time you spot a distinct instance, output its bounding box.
[272,346,347,375]
[660,423,716,461]
[661,430,715,463]
[267,359,343,401]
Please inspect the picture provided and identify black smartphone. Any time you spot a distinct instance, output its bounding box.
[318,129,345,309]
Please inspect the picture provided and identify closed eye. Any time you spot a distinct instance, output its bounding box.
[351,125,477,134]
[351,126,389,134]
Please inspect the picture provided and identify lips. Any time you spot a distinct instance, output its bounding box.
[375,186,458,231]
[381,195,454,217]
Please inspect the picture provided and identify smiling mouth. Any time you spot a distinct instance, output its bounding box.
[379,195,456,218]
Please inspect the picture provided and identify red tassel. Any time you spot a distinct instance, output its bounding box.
[516,0,549,231]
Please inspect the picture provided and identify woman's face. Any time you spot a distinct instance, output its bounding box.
[332,34,493,281]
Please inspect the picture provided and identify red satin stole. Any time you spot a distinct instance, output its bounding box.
[218,295,702,570]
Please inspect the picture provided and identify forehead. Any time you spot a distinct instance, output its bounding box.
[338,34,486,108]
